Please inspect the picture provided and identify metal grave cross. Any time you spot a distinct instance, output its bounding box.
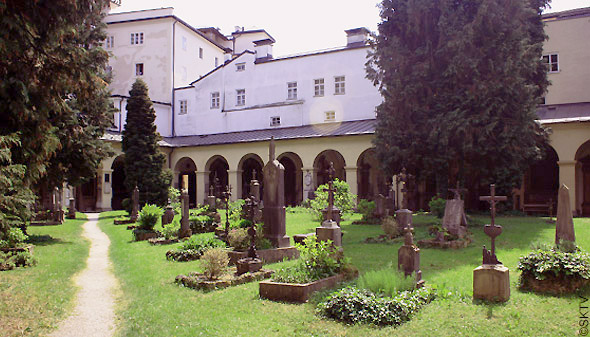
[325,162,337,221]
[479,184,506,227]
[479,184,507,265]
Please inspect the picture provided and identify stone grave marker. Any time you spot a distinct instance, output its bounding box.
[395,168,413,228]
[66,197,76,219]
[473,184,510,302]
[236,196,264,275]
[262,137,290,248]
[441,182,468,237]
[162,199,175,226]
[222,185,232,239]
[316,162,342,246]
[397,226,425,288]
[130,186,139,222]
[375,194,387,219]
[207,184,216,209]
[178,179,192,238]
[555,184,575,245]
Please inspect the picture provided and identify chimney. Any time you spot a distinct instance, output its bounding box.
[345,27,370,47]
[254,39,273,62]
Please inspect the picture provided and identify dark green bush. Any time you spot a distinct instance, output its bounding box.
[166,234,226,262]
[317,286,436,326]
[356,199,377,222]
[138,204,164,230]
[428,195,446,218]
[517,245,590,281]
[0,250,37,271]
[0,227,28,248]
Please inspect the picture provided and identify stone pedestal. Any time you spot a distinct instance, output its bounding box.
[179,190,192,238]
[395,209,413,228]
[236,257,263,275]
[66,198,76,219]
[207,195,216,210]
[473,264,510,302]
[321,207,341,226]
[162,205,175,226]
[316,220,342,246]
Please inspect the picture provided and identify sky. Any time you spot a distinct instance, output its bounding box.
[111,0,590,57]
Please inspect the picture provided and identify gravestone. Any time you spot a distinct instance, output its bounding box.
[397,227,425,288]
[222,185,232,239]
[395,168,413,228]
[250,170,260,202]
[442,183,468,237]
[236,196,263,275]
[316,162,342,246]
[207,184,216,210]
[555,184,575,245]
[178,186,192,238]
[473,184,510,302]
[130,186,139,222]
[374,194,387,219]
[53,187,64,224]
[162,199,175,226]
[262,137,290,248]
[66,197,76,219]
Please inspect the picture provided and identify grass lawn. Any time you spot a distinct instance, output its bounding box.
[99,208,588,336]
[0,214,89,337]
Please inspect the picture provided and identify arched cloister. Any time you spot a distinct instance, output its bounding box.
[110,155,127,210]
[174,157,197,207]
[278,152,303,206]
[238,154,264,199]
[205,155,229,198]
[522,146,559,210]
[575,140,590,216]
[313,150,346,188]
[356,148,389,201]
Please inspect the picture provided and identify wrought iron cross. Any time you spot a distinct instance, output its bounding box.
[324,162,337,221]
[479,184,507,227]
[479,184,507,265]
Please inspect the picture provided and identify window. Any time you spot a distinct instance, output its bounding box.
[271,116,281,126]
[325,111,336,121]
[105,36,114,48]
[179,100,188,115]
[287,82,298,100]
[314,78,324,96]
[542,54,559,72]
[334,76,345,94]
[135,63,144,76]
[130,32,144,45]
[236,89,245,106]
[211,92,220,109]
[215,57,219,67]
[236,63,245,71]
[182,36,187,51]
[199,47,203,59]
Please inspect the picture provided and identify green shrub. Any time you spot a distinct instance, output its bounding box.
[161,219,180,240]
[357,266,416,297]
[228,228,249,251]
[169,187,181,214]
[189,213,216,233]
[310,179,356,222]
[0,227,28,248]
[166,234,226,262]
[0,250,36,271]
[200,247,229,280]
[428,195,446,218]
[272,237,349,283]
[357,199,376,221]
[138,204,164,230]
[381,216,401,239]
[317,286,436,326]
[517,246,590,282]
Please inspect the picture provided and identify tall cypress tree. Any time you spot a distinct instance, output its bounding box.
[367,0,551,199]
[122,79,172,207]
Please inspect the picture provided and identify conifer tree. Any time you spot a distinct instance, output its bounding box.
[122,79,172,206]
[367,0,551,198]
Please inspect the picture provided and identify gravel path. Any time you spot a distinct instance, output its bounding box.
[49,213,118,337]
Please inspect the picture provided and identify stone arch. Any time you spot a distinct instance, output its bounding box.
[313,150,346,188]
[205,155,229,198]
[575,140,590,216]
[238,153,264,199]
[174,157,197,207]
[110,155,127,210]
[356,148,389,201]
[278,152,303,206]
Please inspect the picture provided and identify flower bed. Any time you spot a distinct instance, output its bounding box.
[260,273,351,303]
[166,234,225,262]
[176,268,273,292]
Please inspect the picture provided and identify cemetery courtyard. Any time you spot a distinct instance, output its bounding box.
[1,208,587,336]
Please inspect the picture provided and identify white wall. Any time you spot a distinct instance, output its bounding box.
[174,46,381,136]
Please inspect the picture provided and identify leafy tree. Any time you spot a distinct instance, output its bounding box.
[367,0,551,200]
[0,0,113,235]
[122,79,172,206]
[310,179,356,222]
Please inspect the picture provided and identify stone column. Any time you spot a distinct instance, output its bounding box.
[196,171,207,205]
[179,188,192,238]
[344,166,358,203]
[558,160,577,214]
[302,167,314,200]
[228,170,240,202]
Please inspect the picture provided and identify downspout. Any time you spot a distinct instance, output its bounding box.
[118,98,123,132]
[172,20,177,137]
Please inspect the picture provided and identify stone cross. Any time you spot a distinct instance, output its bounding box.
[222,185,232,239]
[130,186,139,222]
[449,181,467,200]
[397,226,424,287]
[316,164,342,246]
[555,184,575,245]
[396,168,412,210]
[250,169,260,202]
[209,184,215,196]
[479,184,507,265]
[244,196,260,259]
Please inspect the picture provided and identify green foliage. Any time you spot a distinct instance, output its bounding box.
[0,250,37,271]
[161,219,180,240]
[166,234,226,262]
[517,245,590,281]
[428,195,446,218]
[356,199,376,222]
[228,199,245,224]
[227,228,250,251]
[0,227,28,248]
[272,237,348,283]
[200,247,229,280]
[310,179,356,222]
[557,239,577,253]
[368,0,550,189]
[317,286,436,326]
[381,216,401,239]
[357,266,416,297]
[122,78,172,207]
[138,204,164,230]
[169,187,181,214]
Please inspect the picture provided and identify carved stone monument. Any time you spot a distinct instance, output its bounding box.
[555,184,575,245]
[374,194,387,219]
[442,182,468,237]
[178,180,192,239]
[316,162,342,246]
[207,184,216,210]
[130,186,139,222]
[262,137,290,248]
[395,168,413,228]
[162,199,175,226]
[473,184,510,302]
[66,197,76,219]
[397,226,425,288]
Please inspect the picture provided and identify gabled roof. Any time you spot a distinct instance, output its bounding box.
[189,50,255,85]
[542,7,590,21]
